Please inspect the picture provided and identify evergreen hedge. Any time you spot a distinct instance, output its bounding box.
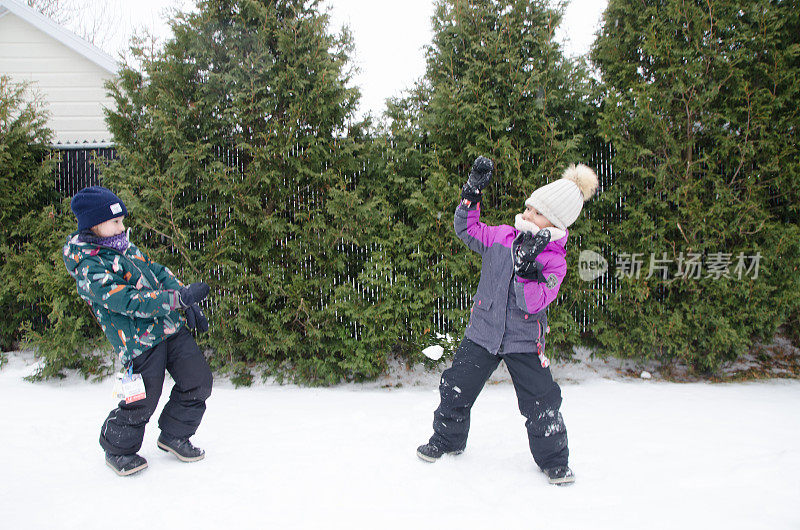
[0,76,109,377]
[590,0,800,371]
[97,0,387,384]
[0,76,52,352]
[5,0,798,382]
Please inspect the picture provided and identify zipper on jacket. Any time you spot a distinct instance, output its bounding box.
[496,245,518,354]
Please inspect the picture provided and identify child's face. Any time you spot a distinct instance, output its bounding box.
[521,205,554,230]
[91,216,125,238]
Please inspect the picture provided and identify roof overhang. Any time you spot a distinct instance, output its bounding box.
[0,0,119,75]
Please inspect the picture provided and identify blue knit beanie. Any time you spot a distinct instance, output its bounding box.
[70,186,128,231]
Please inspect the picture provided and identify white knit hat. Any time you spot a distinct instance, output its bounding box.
[525,164,599,230]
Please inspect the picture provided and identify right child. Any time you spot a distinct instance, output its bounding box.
[416,157,598,485]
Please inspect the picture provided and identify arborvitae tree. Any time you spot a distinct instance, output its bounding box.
[0,76,107,376]
[382,0,597,357]
[14,195,111,379]
[0,77,53,350]
[100,0,379,384]
[591,0,800,371]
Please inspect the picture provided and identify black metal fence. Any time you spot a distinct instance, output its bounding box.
[50,142,615,334]
[51,144,116,196]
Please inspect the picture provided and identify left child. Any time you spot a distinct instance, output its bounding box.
[63,186,213,476]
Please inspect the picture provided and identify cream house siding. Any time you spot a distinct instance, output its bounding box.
[0,8,117,144]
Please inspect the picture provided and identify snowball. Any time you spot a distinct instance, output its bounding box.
[641,371,652,379]
[422,345,444,361]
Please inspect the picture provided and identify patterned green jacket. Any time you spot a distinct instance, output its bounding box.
[63,231,187,365]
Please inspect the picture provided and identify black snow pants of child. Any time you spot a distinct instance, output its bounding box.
[429,337,568,470]
[100,326,213,455]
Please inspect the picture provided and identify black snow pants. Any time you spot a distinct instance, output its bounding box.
[100,326,213,455]
[429,337,568,470]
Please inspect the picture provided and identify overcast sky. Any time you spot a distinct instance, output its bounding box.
[61,0,608,119]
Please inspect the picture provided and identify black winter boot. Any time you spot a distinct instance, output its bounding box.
[543,465,575,485]
[105,453,148,476]
[416,443,463,463]
[157,432,205,462]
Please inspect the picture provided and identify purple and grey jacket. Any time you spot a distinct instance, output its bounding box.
[455,202,567,355]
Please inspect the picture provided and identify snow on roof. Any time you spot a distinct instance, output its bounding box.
[0,0,119,74]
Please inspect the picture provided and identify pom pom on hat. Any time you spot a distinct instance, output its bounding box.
[524,164,599,230]
[562,163,599,201]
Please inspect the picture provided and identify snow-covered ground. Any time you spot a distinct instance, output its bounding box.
[1,350,798,530]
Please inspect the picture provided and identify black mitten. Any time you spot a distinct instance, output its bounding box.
[184,304,209,333]
[178,282,210,309]
[467,156,493,190]
[461,156,494,204]
[513,230,551,281]
[461,183,482,204]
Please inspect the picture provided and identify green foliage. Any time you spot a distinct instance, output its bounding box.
[0,76,55,350]
[99,0,382,385]
[14,0,798,383]
[0,76,108,376]
[590,0,800,371]
[18,199,110,380]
